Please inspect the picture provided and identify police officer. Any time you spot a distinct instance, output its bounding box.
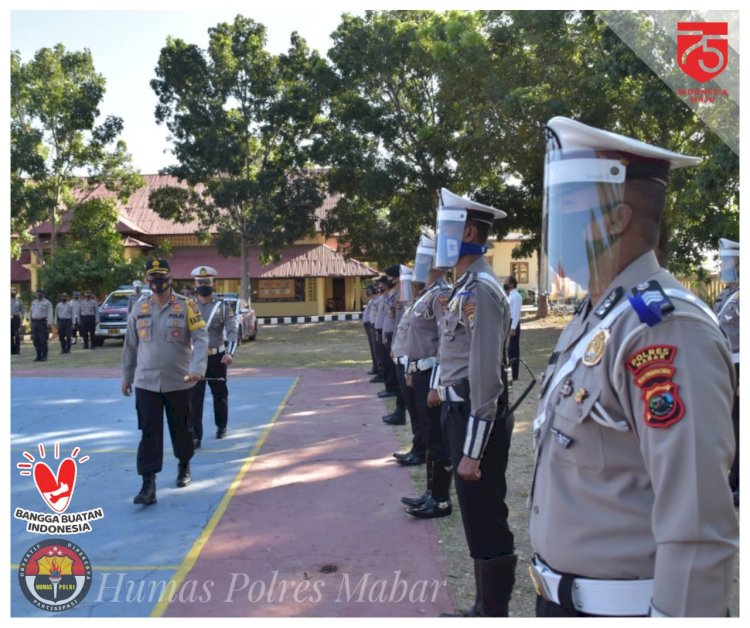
[429,188,516,616]
[371,277,389,384]
[378,266,403,401]
[29,289,53,362]
[714,237,739,506]
[79,290,98,349]
[55,293,73,353]
[503,276,522,382]
[71,291,81,345]
[121,258,208,506]
[387,265,417,433]
[529,117,738,617]
[362,285,379,375]
[128,280,145,314]
[11,291,25,354]
[400,235,454,517]
[368,279,387,383]
[189,265,238,447]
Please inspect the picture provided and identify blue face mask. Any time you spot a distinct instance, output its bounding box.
[458,242,488,257]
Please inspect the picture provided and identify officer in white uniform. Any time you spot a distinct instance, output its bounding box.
[189,265,238,447]
[529,117,738,617]
[430,188,515,616]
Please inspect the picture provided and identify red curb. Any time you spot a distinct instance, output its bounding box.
[163,368,454,617]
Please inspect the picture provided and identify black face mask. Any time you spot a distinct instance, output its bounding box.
[62,298,68,303]
[195,285,213,297]
[149,277,170,294]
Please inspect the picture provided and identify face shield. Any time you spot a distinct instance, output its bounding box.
[413,235,436,283]
[435,208,467,269]
[541,142,628,301]
[718,238,739,283]
[399,266,414,301]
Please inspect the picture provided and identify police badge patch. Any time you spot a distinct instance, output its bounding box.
[626,345,684,428]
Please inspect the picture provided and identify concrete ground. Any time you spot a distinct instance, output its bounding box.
[10,368,453,618]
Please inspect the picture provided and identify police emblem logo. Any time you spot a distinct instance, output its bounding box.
[18,538,92,612]
[582,329,609,366]
[626,344,685,428]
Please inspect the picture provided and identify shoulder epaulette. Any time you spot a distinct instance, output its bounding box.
[627,280,674,327]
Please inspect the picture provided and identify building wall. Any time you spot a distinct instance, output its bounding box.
[487,238,539,302]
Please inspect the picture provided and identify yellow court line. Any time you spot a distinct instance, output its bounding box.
[150,376,299,618]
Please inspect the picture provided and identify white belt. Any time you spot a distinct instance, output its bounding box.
[530,557,652,616]
[732,352,739,364]
[415,356,437,371]
[393,355,408,365]
[208,347,225,356]
[436,385,465,403]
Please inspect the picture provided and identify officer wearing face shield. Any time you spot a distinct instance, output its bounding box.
[429,188,516,616]
[713,238,739,506]
[190,265,238,448]
[529,117,738,617]
[121,258,208,506]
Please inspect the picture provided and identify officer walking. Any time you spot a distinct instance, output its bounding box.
[189,265,238,447]
[121,258,208,506]
[503,276,522,382]
[529,116,738,617]
[714,237,739,506]
[29,289,53,362]
[429,188,516,616]
[400,235,454,517]
[71,291,81,345]
[79,290,98,349]
[55,293,73,353]
[11,291,25,354]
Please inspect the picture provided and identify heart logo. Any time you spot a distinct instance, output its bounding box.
[33,458,77,513]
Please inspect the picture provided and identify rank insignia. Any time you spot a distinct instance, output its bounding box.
[462,301,476,328]
[594,287,623,318]
[582,329,609,366]
[560,378,573,397]
[574,388,589,404]
[626,344,684,428]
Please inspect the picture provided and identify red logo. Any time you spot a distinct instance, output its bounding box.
[677,22,728,83]
[17,442,88,513]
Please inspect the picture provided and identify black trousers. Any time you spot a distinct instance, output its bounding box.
[80,315,96,348]
[382,331,399,391]
[442,399,514,558]
[191,353,229,440]
[729,363,740,492]
[508,326,521,381]
[57,319,72,352]
[31,319,48,359]
[11,315,21,354]
[412,368,449,463]
[135,387,195,476]
[364,321,378,372]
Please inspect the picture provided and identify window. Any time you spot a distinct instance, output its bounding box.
[510,262,529,284]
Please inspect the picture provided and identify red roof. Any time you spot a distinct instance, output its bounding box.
[166,245,377,280]
[11,250,32,282]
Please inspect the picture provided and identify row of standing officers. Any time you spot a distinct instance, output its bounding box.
[364,116,738,617]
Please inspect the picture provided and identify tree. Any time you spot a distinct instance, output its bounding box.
[38,197,140,298]
[10,45,143,262]
[149,15,327,300]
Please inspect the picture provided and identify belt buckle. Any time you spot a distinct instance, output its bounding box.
[528,563,552,602]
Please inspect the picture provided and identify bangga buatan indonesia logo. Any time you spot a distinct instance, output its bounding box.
[18,538,93,612]
[677,22,728,83]
[15,442,104,534]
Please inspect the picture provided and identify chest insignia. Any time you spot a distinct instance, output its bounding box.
[582,329,609,366]
[560,378,574,398]
[574,387,589,404]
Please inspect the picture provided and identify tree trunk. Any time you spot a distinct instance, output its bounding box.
[537,293,548,318]
[240,239,250,302]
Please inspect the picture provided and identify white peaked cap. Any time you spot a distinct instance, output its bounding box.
[546,116,701,169]
[440,188,507,220]
[418,234,436,249]
[719,238,739,253]
[191,265,218,278]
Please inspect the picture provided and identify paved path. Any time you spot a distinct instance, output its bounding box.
[10,369,453,617]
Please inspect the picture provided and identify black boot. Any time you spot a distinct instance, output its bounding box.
[476,554,517,616]
[401,452,434,506]
[133,473,157,505]
[176,462,191,487]
[406,457,451,518]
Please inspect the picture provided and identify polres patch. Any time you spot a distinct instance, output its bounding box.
[462,301,476,328]
[627,345,684,428]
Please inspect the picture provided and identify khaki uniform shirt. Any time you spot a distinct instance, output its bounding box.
[79,297,99,320]
[714,287,739,362]
[404,280,452,361]
[438,257,510,421]
[55,301,73,321]
[368,294,381,325]
[121,291,208,393]
[194,297,238,349]
[30,298,54,325]
[529,251,738,616]
[374,292,388,331]
[11,298,25,318]
[390,297,414,358]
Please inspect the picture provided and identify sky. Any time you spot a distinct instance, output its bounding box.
[8,2,367,174]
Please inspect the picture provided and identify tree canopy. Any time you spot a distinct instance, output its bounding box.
[149,15,328,300]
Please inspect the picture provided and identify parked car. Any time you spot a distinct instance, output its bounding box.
[94,285,151,345]
[216,293,258,342]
